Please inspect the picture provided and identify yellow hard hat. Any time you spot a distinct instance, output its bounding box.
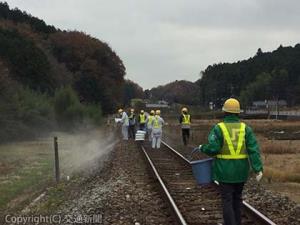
[181,107,188,112]
[155,109,161,115]
[222,98,241,114]
[118,108,123,113]
[150,110,155,114]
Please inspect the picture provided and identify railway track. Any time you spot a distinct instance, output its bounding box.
[141,140,277,225]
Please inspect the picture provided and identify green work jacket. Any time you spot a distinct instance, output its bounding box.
[200,115,263,183]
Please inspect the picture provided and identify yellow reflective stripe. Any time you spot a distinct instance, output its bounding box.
[140,114,145,123]
[218,122,236,156]
[236,123,246,155]
[218,122,247,158]
[216,154,248,159]
[147,116,153,125]
[153,117,159,128]
[182,114,191,124]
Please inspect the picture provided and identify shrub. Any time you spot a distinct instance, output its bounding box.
[83,104,102,125]
[54,86,84,128]
[13,87,53,123]
[0,86,54,142]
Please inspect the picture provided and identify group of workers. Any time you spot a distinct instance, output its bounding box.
[117,108,165,149]
[117,98,263,225]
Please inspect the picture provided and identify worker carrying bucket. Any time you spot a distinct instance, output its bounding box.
[192,98,263,225]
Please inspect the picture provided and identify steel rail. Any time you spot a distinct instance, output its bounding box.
[243,201,277,225]
[141,146,188,225]
[160,140,277,225]
[161,140,190,164]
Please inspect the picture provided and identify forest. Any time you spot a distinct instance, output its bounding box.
[149,45,300,108]
[197,45,300,108]
[1,1,300,142]
[0,2,142,142]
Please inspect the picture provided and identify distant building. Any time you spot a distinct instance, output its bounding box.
[252,100,287,108]
[146,100,169,108]
[158,100,168,105]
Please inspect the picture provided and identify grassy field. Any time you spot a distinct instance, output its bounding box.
[164,119,300,203]
[0,129,116,213]
[0,139,54,212]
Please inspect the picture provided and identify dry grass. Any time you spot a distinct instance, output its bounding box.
[164,118,300,202]
[264,166,300,183]
[246,119,300,137]
[261,140,298,154]
[0,140,53,210]
[0,129,116,211]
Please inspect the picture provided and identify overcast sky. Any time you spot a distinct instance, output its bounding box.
[6,0,300,89]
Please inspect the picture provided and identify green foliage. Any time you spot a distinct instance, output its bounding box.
[54,86,102,128]
[150,80,200,105]
[0,28,54,92]
[54,86,84,127]
[197,44,300,107]
[269,69,289,100]
[240,72,272,105]
[50,31,126,113]
[0,2,127,142]
[83,104,102,125]
[123,79,144,106]
[13,87,53,124]
[0,85,54,142]
[0,2,56,33]
[130,98,145,110]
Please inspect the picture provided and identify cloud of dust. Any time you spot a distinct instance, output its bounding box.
[57,128,117,177]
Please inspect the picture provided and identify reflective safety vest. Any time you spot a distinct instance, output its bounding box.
[182,114,191,124]
[216,122,248,159]
[153,116,160,128]
[147,115,154,126]
[128,113,135,125]
[140,114,146,123]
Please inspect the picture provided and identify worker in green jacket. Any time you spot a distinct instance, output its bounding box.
[195,98,263,225]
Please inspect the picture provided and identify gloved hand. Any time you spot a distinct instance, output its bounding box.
[256,171,263,182]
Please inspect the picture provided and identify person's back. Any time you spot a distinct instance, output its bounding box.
[197,98,263,225]
[151,110,164,149]
[146,110,155,142]
[128,112,136,126]
[138,110,147,131]
[179,107,191,146]
[128,109,136,139]
[146,112,155,129]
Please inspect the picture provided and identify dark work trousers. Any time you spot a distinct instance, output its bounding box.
[128,125,136,139]
[139,123,146,131]
[219,182,244,225]
[181,128,190,146]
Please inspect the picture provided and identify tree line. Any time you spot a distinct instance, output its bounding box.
[149,44,300,109]
[196,45,300,108]
[0,2,143,142]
